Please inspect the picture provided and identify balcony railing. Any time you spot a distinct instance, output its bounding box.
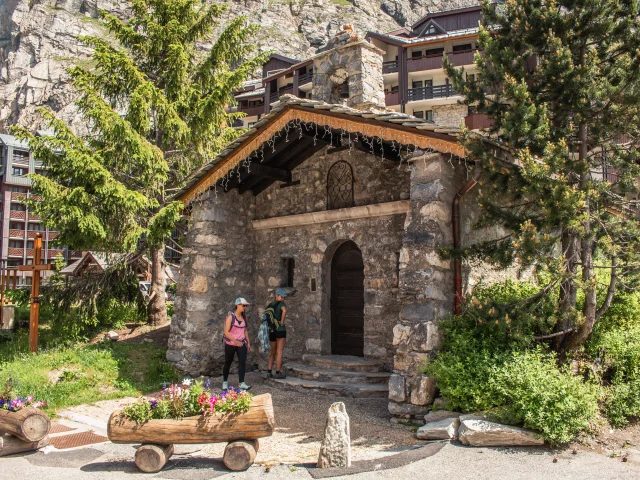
[383,60,398,74]
[407,49,478,73]
[237,104,263,117]
[9,229,23,238]
[10,192,27,201]
[298,71,312,85]
[8,248,22,256]
[232,119,244,128]
[10,210,26,219]
[408,84,457,102]
[270,87,294,103]
[464,113,494,131]
[69,250,84,258]
[385,91,399,106]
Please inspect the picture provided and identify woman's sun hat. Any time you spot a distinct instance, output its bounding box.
[235,297,250,305]
[275,288,287,298]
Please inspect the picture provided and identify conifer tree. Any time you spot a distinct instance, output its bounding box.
[445,0,640,350]
[11,0,267,324]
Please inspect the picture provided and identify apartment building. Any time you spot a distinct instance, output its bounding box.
[231,5,490,131]
[0,133,81,285]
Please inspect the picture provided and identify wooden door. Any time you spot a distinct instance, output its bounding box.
[331,241,364,356]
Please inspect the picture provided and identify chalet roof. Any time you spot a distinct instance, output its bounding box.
[0,133,29,149]
[175,95,484,205]
[59,251,151,276]
[411,4,482,30]
[372,27,479,45]
[234,87,265,100]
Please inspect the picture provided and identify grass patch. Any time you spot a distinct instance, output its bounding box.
[0,328,180,415]
[331,0,352,6]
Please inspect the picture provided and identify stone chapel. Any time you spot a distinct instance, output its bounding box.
[168,27,507,419]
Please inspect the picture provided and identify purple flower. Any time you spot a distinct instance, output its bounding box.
[149,399,159,409]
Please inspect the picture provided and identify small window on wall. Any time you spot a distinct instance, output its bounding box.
[281,257,295,288]
[414,111,424,119]
[12,166,28,176]
[327,161,355,210]
[411,50,423,58]
[425,110,433,122]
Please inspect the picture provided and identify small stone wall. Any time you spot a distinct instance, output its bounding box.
[167,189,256,376]
[433,104,467,127]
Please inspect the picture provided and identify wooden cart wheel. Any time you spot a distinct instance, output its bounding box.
[223,439,259,471]
[135,444,174,473]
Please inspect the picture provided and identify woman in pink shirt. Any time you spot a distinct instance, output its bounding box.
[222,297,252,391]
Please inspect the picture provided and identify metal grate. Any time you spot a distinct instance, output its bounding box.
[49,423,75,434]
[49,431,108,450]
[327,161,354,210]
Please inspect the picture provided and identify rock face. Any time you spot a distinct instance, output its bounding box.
[1,0,478,132]
[317,402,351,468]
[416,416,460,440]
[458,416,545,447]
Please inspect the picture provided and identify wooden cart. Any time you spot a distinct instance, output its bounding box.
[107,393,275,473]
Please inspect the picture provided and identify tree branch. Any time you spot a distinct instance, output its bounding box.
[596,255,617,320]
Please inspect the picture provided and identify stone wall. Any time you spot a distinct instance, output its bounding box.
[251,146,410,367]
[433,103,467,127]
[167,189,256,376]
[389,152,466,418]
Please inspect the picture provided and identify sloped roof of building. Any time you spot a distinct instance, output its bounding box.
[175,95,503,205]
[234,87,265,100]
[0,133,29,149]
[369,27,479,45]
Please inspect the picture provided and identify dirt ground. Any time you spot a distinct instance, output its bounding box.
[88,320,640,465]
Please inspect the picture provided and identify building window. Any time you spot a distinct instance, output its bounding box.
[27,240,34,248]
[13,150,29,163]
[425,48,444,57]
[9,222,24,230]
[327,161,355,210]
[414,110,424,119]
[10,203,26,212]
[281,258,295,288]
[35,169,47,177]
[28,223,45,231]
[6,259,22,267]
[468,105,478,115]
[425,110,433,121]
[412,50,423,58]
[453,44,473,52]
[8,186,28,193]
[9,240,23,248]
[12,166,28,176]
[426,24,437,35]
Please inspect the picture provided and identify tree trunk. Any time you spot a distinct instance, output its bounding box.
[0,434,49,457]
[0,408,50,442]
[135,444,174,473]
[147,247,167,326]
[556,229,578,348]
[223,439,259,471]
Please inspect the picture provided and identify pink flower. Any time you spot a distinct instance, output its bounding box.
[27,396,34,403]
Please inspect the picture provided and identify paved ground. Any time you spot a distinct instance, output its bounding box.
[2,370,638,479]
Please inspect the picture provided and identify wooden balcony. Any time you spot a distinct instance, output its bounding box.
[270,87,294,103]
[9,210,26,219]
[9,229,24,238]
[464,113,494,131]
[406,49,477,73]
[10,192,26,201]
[238,104,264,117]
[407,84,457,102]
[382,60,398,74]
[8,248,22,256]
[385,91,399,106]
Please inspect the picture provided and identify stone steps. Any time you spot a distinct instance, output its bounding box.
[285,361,391,384]
[301,354,385,373]
[271,377,389,398]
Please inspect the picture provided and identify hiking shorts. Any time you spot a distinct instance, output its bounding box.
[269,329,286,342]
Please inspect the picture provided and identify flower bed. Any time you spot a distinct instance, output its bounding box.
[121,379,253,424]
[1,377,47,412]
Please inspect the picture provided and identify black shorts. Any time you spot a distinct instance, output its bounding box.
[269,329,287,342]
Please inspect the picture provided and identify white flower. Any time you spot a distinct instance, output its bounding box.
[182,378,192,387]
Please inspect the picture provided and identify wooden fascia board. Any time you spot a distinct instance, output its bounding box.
[177,106,466,205]
[366,32,407,47]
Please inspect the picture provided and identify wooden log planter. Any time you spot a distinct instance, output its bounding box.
[0,407,51,443]
[0,433,50,457]
[107,393,275,473]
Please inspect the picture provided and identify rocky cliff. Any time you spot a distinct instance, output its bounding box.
[0,0,477,132]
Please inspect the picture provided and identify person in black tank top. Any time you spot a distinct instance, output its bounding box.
[267,289,288,379]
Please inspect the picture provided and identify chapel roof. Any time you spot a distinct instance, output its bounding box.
[176,95,500,205]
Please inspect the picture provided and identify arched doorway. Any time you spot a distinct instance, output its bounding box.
[331,241,364,356]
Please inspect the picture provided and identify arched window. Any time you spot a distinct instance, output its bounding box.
[327,161,354,210]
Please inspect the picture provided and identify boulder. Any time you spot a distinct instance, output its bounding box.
[388,401,429,417]
[458,416,544,447]
[388,374,406,402]
[424,410,461,423]
[416,417,460,440]
[410,375,437,406]
[317,402,351,468]
[105,330,119,342]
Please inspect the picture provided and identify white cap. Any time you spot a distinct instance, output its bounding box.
[235,297,250,306]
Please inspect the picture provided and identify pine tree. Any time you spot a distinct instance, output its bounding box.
[11,0,268,325]
[445,0,640,350]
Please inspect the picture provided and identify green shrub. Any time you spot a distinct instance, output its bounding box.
[491,349,600,444]
[589,321,640,427]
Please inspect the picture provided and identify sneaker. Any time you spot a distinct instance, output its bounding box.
[222,381,228,390]
[267,371,274,379]
[274,372,286,379]
[239,382,252,391]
